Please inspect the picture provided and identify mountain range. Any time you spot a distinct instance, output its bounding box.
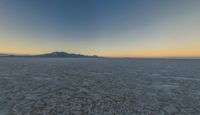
[36,52,98,58]
[0,52,99,58]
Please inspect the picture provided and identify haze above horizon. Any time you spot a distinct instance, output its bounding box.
[0,0,200,58]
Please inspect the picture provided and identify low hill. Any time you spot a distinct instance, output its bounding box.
[36,52,98,58]
[2,52,99,58]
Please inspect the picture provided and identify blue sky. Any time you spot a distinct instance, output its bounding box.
[0,0,200,57]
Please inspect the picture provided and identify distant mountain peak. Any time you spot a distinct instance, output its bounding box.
[0,52,99,58]
[36,51,98,58]
[44,52,70,57]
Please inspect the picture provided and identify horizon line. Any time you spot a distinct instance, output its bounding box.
[1,51,200,59]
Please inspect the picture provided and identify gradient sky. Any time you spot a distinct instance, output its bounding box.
[0,0,200,57]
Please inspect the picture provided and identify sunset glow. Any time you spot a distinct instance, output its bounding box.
[0,0,200,58]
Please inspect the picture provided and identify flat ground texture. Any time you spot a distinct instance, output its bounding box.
[0,58,200,115]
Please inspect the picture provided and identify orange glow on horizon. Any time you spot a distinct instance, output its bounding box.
[1,40,200,58]
[0,49,200,58]
[98,49,200,58]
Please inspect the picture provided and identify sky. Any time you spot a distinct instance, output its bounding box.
[0,0,200,57]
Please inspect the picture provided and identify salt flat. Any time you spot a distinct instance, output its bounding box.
[0,58,200,115]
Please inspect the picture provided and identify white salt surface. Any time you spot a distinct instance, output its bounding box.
[0,58,200,115]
